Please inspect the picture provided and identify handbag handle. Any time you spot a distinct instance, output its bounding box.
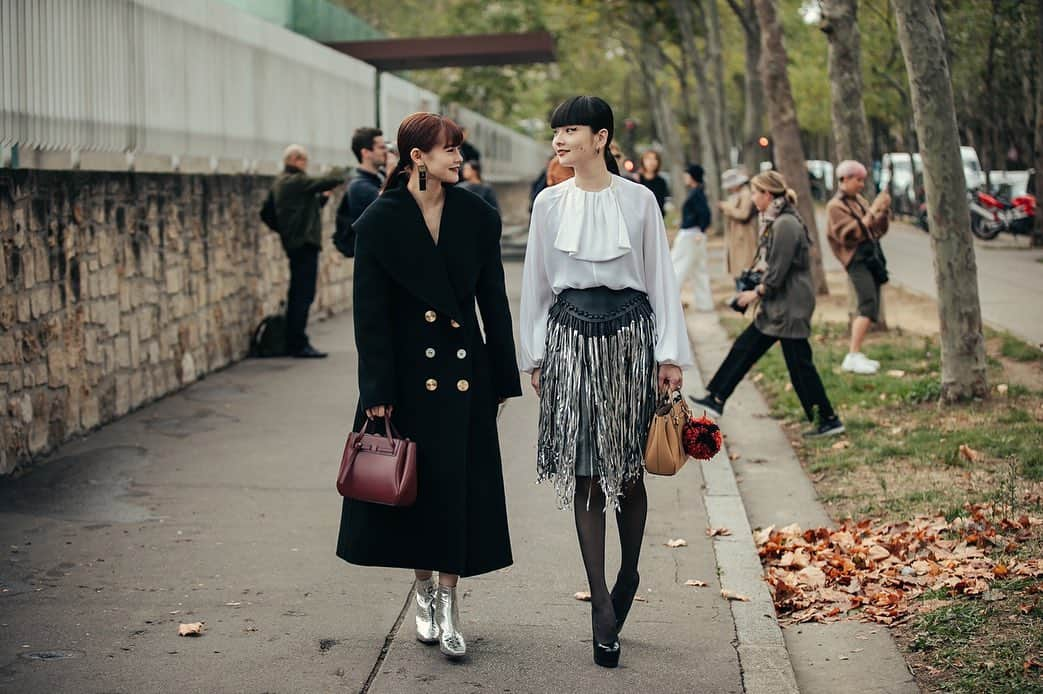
[356,413,401,449]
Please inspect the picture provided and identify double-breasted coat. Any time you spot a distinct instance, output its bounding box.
[336,184,522,578]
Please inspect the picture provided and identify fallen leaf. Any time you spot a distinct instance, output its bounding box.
[178,622,204,637]
[784,383,793,392]
[996,384,1008,395]
[574,591,591,602]
[706,527,732,537]
[224,602,242,607]
[886,369,906,378]
[685,580,709,587]
[665,538,688,548]
[633,596,647,602]
[831,440,851,450]
[958,444,984,463]
[721,589,750,602]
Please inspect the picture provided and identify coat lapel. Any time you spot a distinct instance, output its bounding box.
[362,187,463,321]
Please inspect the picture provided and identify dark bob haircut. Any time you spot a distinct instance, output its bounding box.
[549,96,620,176]
[382,112,464,193]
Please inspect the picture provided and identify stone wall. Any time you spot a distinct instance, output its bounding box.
[0,169,353,474]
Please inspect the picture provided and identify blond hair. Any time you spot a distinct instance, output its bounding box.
[751,170,797,206]
[282,144,308,165]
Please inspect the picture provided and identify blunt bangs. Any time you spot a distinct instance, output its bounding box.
[549,96,614,141]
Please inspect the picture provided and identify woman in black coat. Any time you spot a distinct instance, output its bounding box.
[336,113,522,660]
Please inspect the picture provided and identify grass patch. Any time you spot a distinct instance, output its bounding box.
[1000,332,1043,363]
[736,314,1043,692]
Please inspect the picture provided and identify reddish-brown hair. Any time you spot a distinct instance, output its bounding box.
[381,113,464,192]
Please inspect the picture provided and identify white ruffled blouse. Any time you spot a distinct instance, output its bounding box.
[518,175,695,373]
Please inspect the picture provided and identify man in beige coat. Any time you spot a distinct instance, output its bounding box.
[718,168,758,287]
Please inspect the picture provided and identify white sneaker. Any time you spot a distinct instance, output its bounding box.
[842,352,879,374]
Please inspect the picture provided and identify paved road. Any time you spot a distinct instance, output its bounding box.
[816,213,1043,347]
[0,263,743,693]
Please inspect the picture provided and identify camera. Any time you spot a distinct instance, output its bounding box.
[728,269,763,313]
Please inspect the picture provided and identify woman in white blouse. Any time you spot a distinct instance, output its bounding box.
[518,96,693,668]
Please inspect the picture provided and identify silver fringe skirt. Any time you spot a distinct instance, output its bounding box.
[536,287,658,511]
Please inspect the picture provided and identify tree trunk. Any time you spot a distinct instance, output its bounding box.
[742,22,765,173]
[727,0,765,175]
[892,0,988,403]
[638,41,687,206]
[1034,0,1043,246]
[753,0,828,294]
[670,0,722,228]
[819,0,873,187]
[707,0,731,167]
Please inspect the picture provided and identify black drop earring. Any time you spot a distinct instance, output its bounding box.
[418,164,428,191]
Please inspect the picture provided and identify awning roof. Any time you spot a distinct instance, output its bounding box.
[324,31,556,70]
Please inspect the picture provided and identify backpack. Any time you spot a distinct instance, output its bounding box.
[333,193,356,257]
[260,191,279,233]
[250,314,288,357]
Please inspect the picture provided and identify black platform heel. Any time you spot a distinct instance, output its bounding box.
[591,610,620,668]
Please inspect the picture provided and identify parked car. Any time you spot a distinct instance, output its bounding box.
[878,153,920,216]
[806,160,834,201]
[987,169,1035,199]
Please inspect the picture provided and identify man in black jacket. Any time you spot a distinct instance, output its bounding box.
[272,144,345,358]
[334,127,386,257]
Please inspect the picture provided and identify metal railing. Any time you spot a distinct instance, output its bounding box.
[1,0,547,181]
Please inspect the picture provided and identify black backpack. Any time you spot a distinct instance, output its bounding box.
[250,314,288,357]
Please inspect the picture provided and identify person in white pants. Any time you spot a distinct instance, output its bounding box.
[671,164,714,312]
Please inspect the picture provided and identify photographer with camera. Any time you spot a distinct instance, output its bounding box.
[691,171,844,438]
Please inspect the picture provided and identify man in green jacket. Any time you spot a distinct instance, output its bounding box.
[271,144,346,358]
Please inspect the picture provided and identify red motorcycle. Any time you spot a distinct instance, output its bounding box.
[969,189,1037,240]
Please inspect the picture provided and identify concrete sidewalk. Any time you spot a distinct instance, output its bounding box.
[0,263,791,693]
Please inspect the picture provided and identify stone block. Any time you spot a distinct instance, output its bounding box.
[165,266,182,294]
[17,295,30,323]
[115,336,131,369]
[101,266,119,297]
[80,394,100,429]
[137,308,154,341]
[119,278,132,312]
[84,328,100,364]
[98,230,115,266]
[30,286,51,318]
[10,392,32,423]
[130,370,145,408]
[115,372,130,416]
[88,271,101,298]
[0,295,15,329]
[47,348,67,388]
[20,249,34,290]
[34,244,50,283]
[180,351,197,385]
[104,299,121,337]
[0,334,17,365]
[149,340,160,365]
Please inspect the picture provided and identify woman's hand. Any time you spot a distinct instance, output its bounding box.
[365,404,393,419]
[658,364,683,392]
[531,368,541,397]
[736,290,759,308]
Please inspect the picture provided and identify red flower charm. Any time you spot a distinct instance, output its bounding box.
[683,415,722,460]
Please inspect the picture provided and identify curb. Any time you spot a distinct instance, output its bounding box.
[683,321,800,694]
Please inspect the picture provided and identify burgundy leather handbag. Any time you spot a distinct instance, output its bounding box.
[337,414,417,506]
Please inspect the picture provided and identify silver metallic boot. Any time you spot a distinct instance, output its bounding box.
[433,585,466,658]
[414,577,439,644]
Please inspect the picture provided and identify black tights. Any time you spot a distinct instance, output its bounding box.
[574,476,648,644]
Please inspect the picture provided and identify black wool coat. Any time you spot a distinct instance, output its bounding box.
[336,184,523,577]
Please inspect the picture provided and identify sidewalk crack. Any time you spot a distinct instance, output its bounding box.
[359,586,413,693]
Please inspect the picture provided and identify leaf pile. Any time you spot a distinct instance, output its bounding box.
[755,505,1043,626]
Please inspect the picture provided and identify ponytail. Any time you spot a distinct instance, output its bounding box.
[785,188,798,205]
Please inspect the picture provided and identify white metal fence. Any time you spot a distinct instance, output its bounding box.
[0,0,544,181]
[452,105,551,183]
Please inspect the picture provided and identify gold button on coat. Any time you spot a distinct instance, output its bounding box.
[424,310,437,323]
[450,320,461,328]
[456,379,469,392]
[425,348,436,358]
[456,349,467,359]
[425,379,438,391]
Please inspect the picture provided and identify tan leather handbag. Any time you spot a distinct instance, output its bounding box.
[644,390,691,476]
[337,414,417,506]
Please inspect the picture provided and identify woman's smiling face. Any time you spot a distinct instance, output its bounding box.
[552,125,606,168]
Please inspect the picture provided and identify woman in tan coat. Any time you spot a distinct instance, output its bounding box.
[718,168,758,287]
[825,160,891,375]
